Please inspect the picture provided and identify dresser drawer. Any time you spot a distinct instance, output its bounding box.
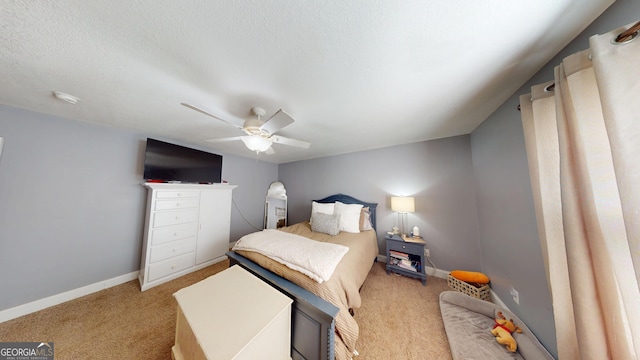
[152,223,198,245]
[153,209,198,228]
[387,240,423,255]
[150,237,196,263]
[156,190,199,199]
[148,252,195,282]
[154,198,199,211]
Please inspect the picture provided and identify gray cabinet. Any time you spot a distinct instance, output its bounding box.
[385,234,427,285]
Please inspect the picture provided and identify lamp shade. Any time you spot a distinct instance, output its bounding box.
[391,196,415,213]
[241,135,272,152]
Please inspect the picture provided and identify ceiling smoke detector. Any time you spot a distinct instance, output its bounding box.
[53,91,80,104]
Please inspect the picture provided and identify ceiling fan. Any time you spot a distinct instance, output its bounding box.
[181,103,311,154]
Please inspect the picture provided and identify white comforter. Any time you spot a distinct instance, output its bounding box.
[232,229,349,283]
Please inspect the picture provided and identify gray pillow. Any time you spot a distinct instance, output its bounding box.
[310,212,340,236]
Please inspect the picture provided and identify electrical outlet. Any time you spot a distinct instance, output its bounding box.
[510,287,520,305]
[424,248,430,257]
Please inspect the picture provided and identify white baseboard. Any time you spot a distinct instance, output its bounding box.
[490,289,510,311]
[0,271,139,323]
[424,266,449,279]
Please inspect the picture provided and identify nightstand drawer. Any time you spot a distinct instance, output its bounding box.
[387,240,423,255]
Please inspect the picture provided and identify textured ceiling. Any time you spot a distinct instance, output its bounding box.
[0,1,614,163]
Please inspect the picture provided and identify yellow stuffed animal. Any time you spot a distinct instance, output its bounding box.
[490,311,522,352]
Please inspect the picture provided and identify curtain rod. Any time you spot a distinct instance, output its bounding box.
[517,20,640,111]
[615,20,640,43]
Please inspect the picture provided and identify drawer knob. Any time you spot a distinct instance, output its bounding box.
[173,232,178,236]
[171,264,175,269]
[175,216,180,220]
[172,248,176,252]
[176,202,181,207]
[402,245,406,249]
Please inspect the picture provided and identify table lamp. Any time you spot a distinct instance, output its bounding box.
[391,196,415,237]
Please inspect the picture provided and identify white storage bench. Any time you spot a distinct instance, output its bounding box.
[172,265,293,360]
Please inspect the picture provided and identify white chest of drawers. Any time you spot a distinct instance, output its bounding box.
[139,183,236,291]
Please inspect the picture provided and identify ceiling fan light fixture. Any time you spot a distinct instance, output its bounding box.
[183,103,309,153]
[241,135,272,152]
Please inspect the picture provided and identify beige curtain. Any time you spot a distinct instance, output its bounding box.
[520,21,640,360]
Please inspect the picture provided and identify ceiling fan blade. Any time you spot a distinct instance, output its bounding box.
[260,109,294,135]
[181,103,244,129]
[270,135,311,149]
[205,136,244,143]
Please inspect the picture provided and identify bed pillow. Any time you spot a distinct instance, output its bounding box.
[310,201,335,223]
[360,207,373,231]
[310,212,340,236]
[335,201,363,233]
[312,201,335,214]
[359,207,373,231]
[309,201,336,224]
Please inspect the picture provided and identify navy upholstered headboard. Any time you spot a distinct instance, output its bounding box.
[313,194,378,231]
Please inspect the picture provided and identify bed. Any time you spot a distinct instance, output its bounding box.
[226,194,379,360]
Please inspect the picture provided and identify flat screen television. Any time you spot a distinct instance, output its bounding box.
[143,138,222,184]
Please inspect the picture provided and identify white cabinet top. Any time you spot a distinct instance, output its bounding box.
[173,265,292,359]
[144,182,237,190]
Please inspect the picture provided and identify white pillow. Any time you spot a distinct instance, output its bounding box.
[310,201,336,224]
[311,201,335,215]
[334,201,363,233]
[361,211,373,231]
[359,207,374,231]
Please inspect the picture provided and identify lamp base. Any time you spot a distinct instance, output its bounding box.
[398,212,409,238]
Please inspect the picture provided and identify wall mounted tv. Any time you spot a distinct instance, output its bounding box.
[143,138,223,184]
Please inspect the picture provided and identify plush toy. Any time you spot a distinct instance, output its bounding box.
[491,311,522,352]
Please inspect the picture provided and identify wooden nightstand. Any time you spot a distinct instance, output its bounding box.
[385,234,427,285]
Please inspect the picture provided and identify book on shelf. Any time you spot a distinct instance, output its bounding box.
[390,258,421,272]
[389,250,409,260]
[389,252,422,272]
[398,259,418,272]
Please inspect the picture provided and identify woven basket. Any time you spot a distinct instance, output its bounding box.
[447,274,491,301]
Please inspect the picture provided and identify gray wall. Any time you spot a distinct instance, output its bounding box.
[470,1,640,357]
[222,154,279,241]
[0,105,146,311]
[279,135,482,272]
[2,3,637,355]
[0,105,277,311]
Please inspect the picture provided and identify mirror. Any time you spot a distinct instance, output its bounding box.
[264,182,287,229]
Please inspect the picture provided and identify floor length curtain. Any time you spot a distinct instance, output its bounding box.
[520,21,640,360]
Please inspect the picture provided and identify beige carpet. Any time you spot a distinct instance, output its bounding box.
[355,262,452,359]
[0,260,453,359]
